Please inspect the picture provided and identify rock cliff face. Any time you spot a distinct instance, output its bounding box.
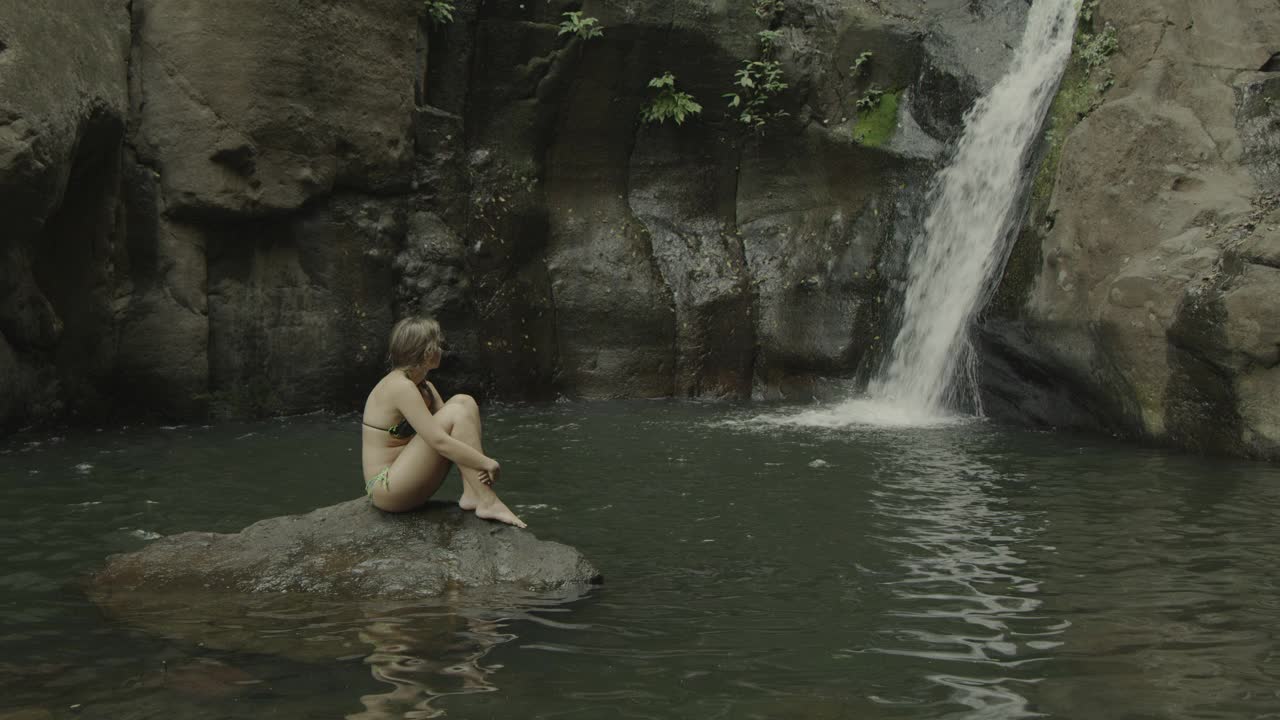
[984,0,1280,459]
[0,0,129,425]
[9,0,1272,460]
[0,0,1030,429]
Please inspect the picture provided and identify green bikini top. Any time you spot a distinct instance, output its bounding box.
[362,417,416,439]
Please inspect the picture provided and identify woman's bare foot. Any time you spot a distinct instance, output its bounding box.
[474,498,526,529]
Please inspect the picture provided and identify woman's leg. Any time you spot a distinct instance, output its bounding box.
[374,395,525,527]
[439,395,526,529]
[373,435,452,513]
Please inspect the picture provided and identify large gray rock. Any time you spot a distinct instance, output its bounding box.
[87,500,601,664]
[91,499,602,600]
[984,0,1280,458]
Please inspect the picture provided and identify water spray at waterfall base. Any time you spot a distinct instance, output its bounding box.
[770,0,1081,430]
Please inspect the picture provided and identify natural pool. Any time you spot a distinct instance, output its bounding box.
[2,401,1279,719]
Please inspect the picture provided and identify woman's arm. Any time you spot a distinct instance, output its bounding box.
[393,377,496,476]
[420,380,446,414]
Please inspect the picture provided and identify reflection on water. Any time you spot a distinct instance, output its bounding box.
[3,404,1280,719]
[351,607,508,720]
[863,431,1056,719]
[346,591,596,720]
[92,584,594,720]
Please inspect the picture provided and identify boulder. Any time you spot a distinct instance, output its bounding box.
[91,499,602,601]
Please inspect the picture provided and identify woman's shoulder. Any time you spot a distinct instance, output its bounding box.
[368,370,409,396]
[377,370,419,395]
[366,372,416,416]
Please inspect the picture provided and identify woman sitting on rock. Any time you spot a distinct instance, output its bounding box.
[361,316,525,528]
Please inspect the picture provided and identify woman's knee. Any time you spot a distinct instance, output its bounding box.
[445,393,479,416]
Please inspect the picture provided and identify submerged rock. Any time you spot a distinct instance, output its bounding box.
[91,500,602,600]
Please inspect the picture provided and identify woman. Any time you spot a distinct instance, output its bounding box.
[361,316,525,528]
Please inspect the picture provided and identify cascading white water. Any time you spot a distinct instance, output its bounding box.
[772,0,1080,429]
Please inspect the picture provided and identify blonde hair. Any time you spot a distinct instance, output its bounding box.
[387,316,444,369]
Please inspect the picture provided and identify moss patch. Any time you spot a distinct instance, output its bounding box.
[1032,13,1119,207]
[852,90,900,148]
[991,18,1118,317]
[1031,62,1095,209]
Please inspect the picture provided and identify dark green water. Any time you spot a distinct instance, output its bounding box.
[2,401,1279,719]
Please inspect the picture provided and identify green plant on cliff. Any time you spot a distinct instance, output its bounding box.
[756,29,783,48]
[1080,0,1100,25]
[641,73,703,125]
[855,84,885,111]
[850,50,873,79]
[1079,22,1119,90]
[558,11,604,40]
[753,0,785,21]
[724,30,789,133]
[422,0,455,26]
[1080,24,1118,69]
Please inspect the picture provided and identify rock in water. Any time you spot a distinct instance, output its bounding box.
[90,500,602,600]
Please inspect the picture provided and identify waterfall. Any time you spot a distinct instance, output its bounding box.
[776,0,1081,429]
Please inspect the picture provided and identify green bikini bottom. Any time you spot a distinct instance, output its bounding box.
[366,467,391,495]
